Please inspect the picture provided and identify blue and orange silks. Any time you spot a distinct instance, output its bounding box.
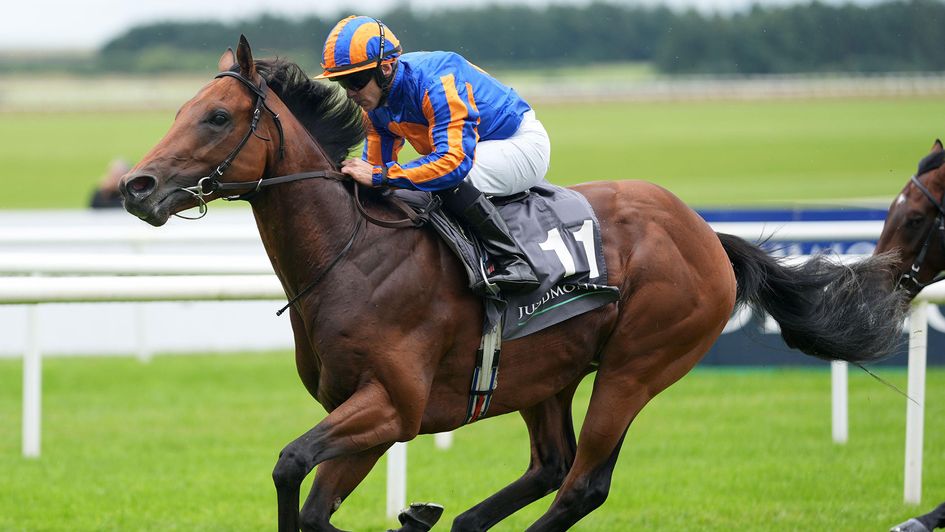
[364,51,532,191]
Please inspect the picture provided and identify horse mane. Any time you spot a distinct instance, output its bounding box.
[251,58,365,165]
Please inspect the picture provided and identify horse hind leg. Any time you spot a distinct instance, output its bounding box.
[525,342,710,531]
[451,382,580,532]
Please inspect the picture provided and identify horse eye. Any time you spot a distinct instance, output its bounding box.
[208,111,229,127]
[905,215,925,228]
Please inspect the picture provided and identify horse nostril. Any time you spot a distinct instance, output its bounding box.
[124,174,158,200]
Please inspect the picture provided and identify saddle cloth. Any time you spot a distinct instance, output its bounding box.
[393,182,620,340]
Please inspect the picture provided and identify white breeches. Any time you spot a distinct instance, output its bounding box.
[466,110,551,196]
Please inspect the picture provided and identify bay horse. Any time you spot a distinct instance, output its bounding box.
[120,37,907,531]
[876,139,945,298]
[877,140,945,532]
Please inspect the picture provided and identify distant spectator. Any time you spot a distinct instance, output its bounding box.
[890,502,945,531]
[89,158,131,209]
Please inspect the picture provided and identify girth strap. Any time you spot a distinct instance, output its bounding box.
[464,319,503,424]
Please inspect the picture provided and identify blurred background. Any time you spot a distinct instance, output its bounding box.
[2,1,945,530]
[3,0,945,208]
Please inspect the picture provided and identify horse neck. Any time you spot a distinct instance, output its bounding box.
[248,112,357,294]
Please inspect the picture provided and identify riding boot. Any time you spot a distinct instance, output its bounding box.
[439,181,540,293]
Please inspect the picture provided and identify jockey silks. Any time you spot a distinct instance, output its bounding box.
[364,51,532,191]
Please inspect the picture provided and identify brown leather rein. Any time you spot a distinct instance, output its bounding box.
[177,70,424,230]
[216,169,426,230]
[178,69,428,316]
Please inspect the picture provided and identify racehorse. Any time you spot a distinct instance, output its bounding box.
[119,37,908,531]
[877,140,945,532]
[876,139,945,298]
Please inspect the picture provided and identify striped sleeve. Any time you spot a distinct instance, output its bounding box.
[362,111,403,171]
[381,73,480,191]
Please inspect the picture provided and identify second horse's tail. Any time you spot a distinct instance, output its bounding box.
[717,232,909,363]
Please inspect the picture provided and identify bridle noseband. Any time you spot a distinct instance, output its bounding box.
[899,165,945,293]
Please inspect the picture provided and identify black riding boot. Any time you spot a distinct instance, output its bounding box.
[439,181,539,293]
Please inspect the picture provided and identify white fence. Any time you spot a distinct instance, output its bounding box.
[6,73,945,113]
[0,210,285,358]
[0,210,934,506]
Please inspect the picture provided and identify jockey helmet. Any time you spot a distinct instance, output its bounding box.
[316,16,402,79]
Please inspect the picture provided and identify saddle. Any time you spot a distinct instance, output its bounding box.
[380,183,620,423]
[389,183,620,340]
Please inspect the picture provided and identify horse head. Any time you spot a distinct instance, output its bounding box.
[875,139,945,298]
[120,36,281,226]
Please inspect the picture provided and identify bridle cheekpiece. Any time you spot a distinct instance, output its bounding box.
[176,70,287,218]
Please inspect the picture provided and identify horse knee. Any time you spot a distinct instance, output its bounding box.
[582,479,610,512]
[530,458,571,493]
[558,475,610,516]
[272,448,308,490]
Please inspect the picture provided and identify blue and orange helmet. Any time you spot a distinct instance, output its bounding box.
[315,16,402,79]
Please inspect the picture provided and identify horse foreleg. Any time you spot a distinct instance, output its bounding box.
[273,383,414,532]
[451,383,579,532]
[297,445,391,532]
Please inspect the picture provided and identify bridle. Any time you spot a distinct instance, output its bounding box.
[174,67,429,315]
[177,70,308,218]
[899,152,945,293]
[176,68,425,226]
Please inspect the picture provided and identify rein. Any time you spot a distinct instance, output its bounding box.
[177,70,424,229]
[175,68,428,314]
[900,173,945,292]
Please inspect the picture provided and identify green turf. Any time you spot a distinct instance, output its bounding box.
[1,353,942,530]
[2,96,943,209]
[0,111,176,210]
[537,97,945,205]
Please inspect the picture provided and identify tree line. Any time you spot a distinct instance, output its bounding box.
[33,0,945,75]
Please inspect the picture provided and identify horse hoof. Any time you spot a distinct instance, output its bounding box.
[890,518,932,532]
[391,502,444,532]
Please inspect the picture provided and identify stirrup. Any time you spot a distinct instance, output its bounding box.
[477,259,501,296]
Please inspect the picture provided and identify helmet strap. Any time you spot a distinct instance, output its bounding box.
[375,62,395,108]
[373,19,393,107]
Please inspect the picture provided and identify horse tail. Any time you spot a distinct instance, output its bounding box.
[716,232,908,363]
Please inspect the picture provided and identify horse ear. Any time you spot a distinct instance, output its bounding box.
[217,47,235,72]
[236,34,256,79]
[932,139,944,153]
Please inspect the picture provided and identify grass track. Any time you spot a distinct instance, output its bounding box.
[2,96,944,208]
[1,353,943,530]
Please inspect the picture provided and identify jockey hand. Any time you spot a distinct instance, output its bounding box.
[341,158,376,187]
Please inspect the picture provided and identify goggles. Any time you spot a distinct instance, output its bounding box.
[334,69,375,91]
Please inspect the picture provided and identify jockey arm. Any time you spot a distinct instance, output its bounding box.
[365,74,480,191]
[362,112,404,170]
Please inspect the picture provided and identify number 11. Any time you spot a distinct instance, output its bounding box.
[538,220,599,279]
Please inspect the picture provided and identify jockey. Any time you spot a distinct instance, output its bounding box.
[316,15,549,293]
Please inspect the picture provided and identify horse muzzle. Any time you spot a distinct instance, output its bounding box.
[122,173,158,200]
[120,172,175,226]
